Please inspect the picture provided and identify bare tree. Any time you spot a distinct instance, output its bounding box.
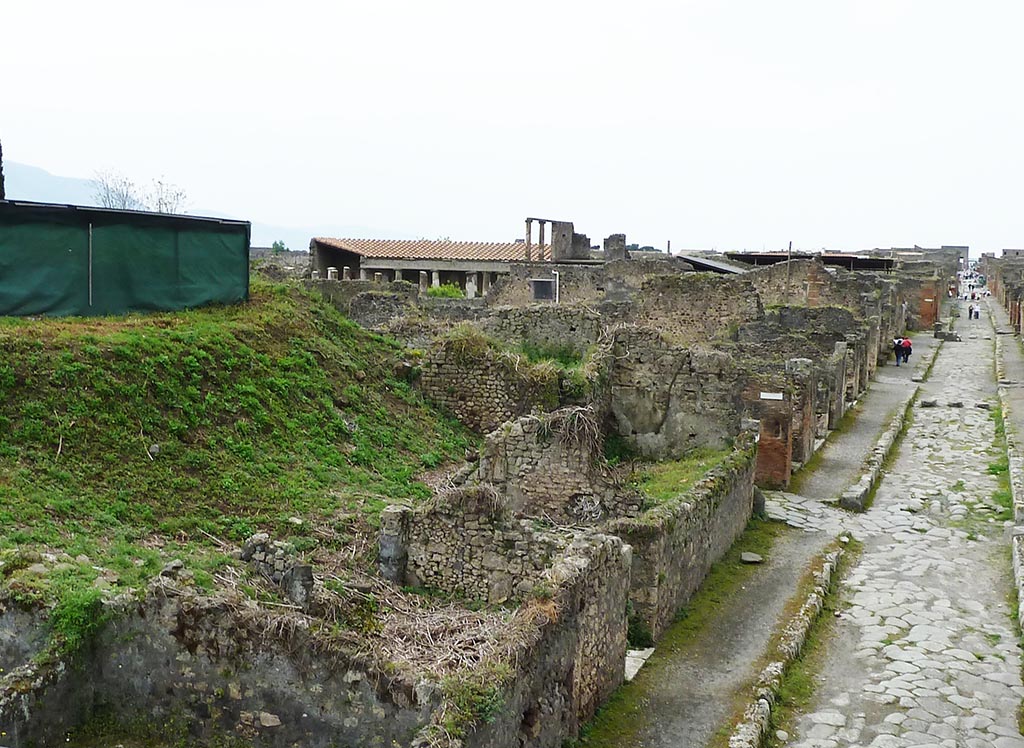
[146,177,188,214]
[91,170,146,211]
[91,170,188,213]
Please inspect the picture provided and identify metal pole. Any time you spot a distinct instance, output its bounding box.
[88,222,93,307]
[785,240,792,300]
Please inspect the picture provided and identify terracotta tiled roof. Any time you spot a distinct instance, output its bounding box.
[313,237,551,262]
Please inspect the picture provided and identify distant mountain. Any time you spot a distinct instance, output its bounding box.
[3,162,413,250]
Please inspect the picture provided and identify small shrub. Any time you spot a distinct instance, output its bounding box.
[425,283,465,299]
[49,586,107,655]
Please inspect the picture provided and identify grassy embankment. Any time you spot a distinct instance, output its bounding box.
[0,280,470,623]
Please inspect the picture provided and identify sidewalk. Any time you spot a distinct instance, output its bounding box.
[791,334,936,504]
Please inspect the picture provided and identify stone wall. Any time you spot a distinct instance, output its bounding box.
[785,358,818,466]
[470,408,639,524]
[380,488,575,604]
[433,534,632,748]
[627,273,764,346]
[479,305,603,358]
[604,432,756,640]
[486,263,607,307]
[484,257,695,309]
[0,588,436,747]
[418,336,560,433]
[608,327,743,459]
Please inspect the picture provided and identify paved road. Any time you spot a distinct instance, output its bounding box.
[582,333,944,747]
[770,304,1024,748]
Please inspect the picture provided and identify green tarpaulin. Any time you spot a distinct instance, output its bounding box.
[0,201,249,317]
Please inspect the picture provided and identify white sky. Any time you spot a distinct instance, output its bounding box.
[4,0,1023,253]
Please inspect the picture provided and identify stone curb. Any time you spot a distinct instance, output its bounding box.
[727,546,844,748]
[988,306,1024,632]
[838,389,918,511]
[990,320,1024,524]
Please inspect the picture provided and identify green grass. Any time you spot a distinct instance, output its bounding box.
[989,406,1014,522]
[573,518,786,747]
[634,447,735,506]
[0,280,471,605]
[760,538,863,748]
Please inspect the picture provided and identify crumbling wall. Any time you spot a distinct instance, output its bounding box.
[418,338,560,433]
[604,433,756,640]
[628,273,764,346]
[0,589,436,747]
[609,327,742,459]
[380,489,574,604]
[433,534,631,748]
[479,305,602,357]
[468,407,638,524]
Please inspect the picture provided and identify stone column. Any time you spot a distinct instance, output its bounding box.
[311,270,320,280]
[481,272,491,295]
[525,218,533,261]
[394,269,404,282]
[327,267,338,280]
[465,272,477,299]
[359,268,369,281]
[537,221,546,261]
[431,270,440,288]
[342,266,351,281]
[374,272,383,283]
[419,271,428,293]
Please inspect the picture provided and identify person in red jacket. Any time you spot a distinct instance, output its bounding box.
[900,337,913,364]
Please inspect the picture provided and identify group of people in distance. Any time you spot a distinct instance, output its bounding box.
[892,336,913,366]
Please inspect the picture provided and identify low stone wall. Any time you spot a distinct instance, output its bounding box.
[413,533,632,748]
[380,488,576,604]
[605,432,757,639]
[0,587,436,747]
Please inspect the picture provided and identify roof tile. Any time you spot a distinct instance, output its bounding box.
[313,237,551,262]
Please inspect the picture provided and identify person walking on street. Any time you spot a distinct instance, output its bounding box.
[893,337,904,366]
[901,336,913,364]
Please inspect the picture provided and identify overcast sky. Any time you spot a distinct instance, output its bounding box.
[5,1,1023,254]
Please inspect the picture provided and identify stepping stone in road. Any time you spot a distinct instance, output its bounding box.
[741,552,764,564]
[921,399,938,408]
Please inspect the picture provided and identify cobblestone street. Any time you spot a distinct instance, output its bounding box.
[766,305,1024,748]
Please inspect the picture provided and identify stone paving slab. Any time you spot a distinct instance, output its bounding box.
[776,303,1024,748]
